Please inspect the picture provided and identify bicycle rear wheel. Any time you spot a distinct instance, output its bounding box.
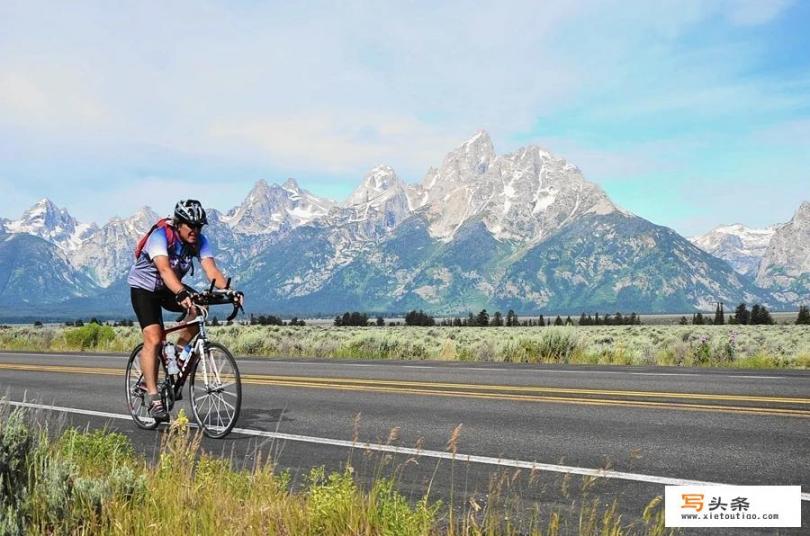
[124,343,160,430]
[189,341,241,438]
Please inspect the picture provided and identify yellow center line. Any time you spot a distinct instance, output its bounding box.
[241,378,810,418]
[1,363,808,418]
[239,374,810,405]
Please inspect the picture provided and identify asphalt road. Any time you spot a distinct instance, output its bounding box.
[1,351,808,534]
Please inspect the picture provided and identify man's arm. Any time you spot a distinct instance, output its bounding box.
[201,257,244,307]
[201,257,227,289]
[154,256,185,294]
[154,256,194,310]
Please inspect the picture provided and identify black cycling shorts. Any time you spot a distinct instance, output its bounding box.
[130,287,185,329]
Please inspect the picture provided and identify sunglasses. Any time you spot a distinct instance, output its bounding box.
[183,223,203,232]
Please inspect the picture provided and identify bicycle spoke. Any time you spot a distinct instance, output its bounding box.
[215,394,236,413]
[188,343,240,437]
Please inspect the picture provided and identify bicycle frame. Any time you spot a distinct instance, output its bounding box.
[161,309,212,399]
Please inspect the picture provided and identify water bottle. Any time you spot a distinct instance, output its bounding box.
[178,343,192,365]
[165,342,180,375]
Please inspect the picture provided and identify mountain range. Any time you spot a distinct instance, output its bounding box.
[1,131,808,319]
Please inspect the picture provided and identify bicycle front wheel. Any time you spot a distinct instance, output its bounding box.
[189,342,241,438]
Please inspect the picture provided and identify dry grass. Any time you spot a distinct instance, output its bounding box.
[0,404,674,535]
[2,323,809,368]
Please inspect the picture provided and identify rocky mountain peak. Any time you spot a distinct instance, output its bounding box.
[443,130,494,174]
[415,132,617,241]
[756,200,810,301]
[3,198,96,251]
[282,178,300,191]
[690,223,776,276]
[17,198,75,229]
[346,166,404,207]
[223,178,334,235]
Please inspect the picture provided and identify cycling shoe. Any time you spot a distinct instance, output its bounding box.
[148,400,170,422]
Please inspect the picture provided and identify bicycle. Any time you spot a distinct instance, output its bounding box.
[125,280,244,438]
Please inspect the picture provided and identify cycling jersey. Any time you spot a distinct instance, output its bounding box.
[127,226,214,292]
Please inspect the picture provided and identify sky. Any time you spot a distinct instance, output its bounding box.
[1,0,808,236]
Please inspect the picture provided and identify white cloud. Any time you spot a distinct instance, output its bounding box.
[205,113,463,180]
[723,0,794,26]
[0,71,108,130]
[0,0,804,231]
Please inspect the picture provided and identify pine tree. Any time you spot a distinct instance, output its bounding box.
[750,304,773,325]
[537,315,545,327]
[491,311,503,326]
[679,316,688,325]
[554,315,563,326]
[565,315,573,326]
[714,303,725,325]
[579,313,588,326]
[734,303,750,325]
[476,309,489,327]
[797,305,810,325]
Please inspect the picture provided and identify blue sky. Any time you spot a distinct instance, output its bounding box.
[1,0,808,236]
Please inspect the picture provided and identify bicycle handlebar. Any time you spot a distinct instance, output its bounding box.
[192,290,244,321]
[185,278,244,321]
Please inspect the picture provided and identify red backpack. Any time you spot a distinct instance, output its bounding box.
[134,218,179,259]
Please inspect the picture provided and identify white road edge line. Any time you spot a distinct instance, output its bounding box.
[7,400,809,502]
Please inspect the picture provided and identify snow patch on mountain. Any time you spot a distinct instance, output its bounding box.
[417,132,619,241]
[222,179,335,234]
[690,223,777,276]
[3,199,98,251]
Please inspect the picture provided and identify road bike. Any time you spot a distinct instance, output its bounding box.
[125,281,244,438]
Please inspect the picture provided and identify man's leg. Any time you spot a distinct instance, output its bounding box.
[174,322,199,349]
[141,324,163,396]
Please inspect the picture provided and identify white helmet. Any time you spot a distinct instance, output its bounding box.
[174,199,208,226]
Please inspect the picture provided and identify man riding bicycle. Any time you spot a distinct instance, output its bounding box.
[127,199,243,422]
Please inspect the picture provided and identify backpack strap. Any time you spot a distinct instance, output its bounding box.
[134,218,177,260]
[134,222,161,259]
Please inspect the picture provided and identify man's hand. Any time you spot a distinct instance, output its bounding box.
[175,288,195,311]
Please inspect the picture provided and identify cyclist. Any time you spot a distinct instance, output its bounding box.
[127,199,243,422]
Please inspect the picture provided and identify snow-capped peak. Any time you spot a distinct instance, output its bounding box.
[691,223,777,251]
[691,223,777,276]
[223,179,334,234]
[417,131,617,241]
[282,178,300,192]
[345,166,405,208]
[3,198,97,251]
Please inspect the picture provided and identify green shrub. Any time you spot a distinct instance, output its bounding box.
[56,428,135,474]
[64,324,116,350]
[0,409,34,536]
[306,467,359,534]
